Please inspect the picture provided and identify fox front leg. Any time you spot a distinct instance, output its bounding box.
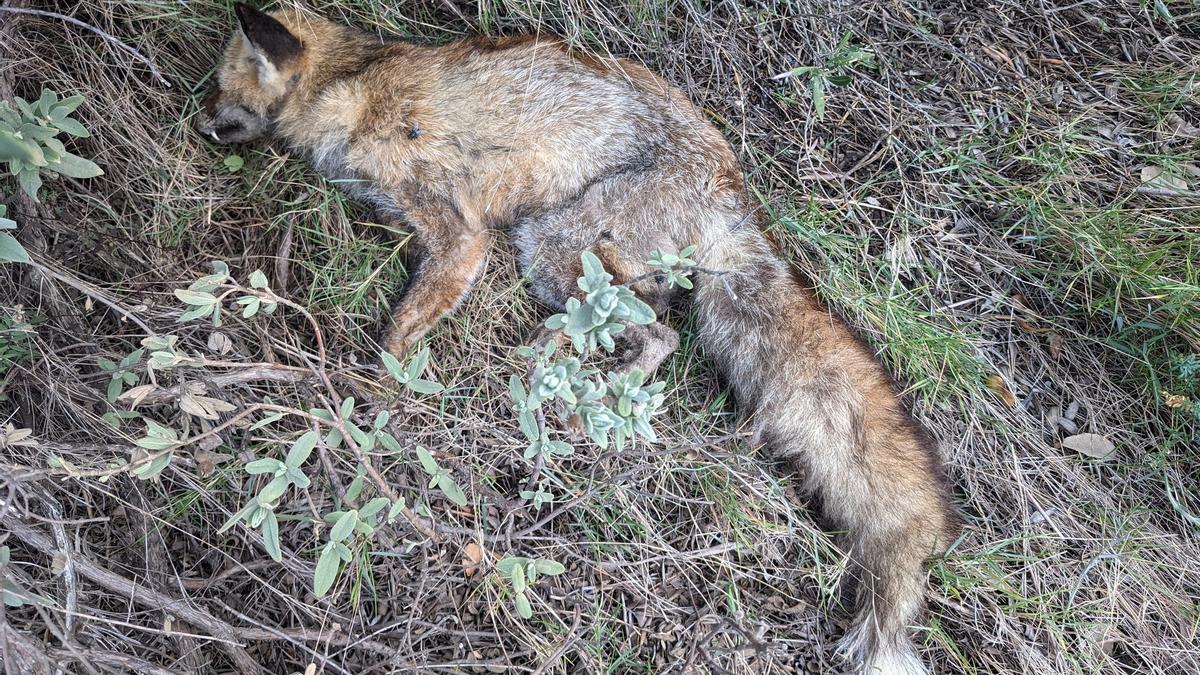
[380,198,489,358]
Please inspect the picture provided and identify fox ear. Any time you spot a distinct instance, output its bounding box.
[234,3,303,71]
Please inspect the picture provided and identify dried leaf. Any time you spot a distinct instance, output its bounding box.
[1047,332,1064,359]
[1141,165,1189,191]
[179,393,216,419]
[119,384,157,408]
[1163,391,1188,409]
[462,542,483,578]
[194,448,232,478]
[207,331,232,355]
[1,426,37,448]
[986,375,1016,407]
[1063,433,1115,459]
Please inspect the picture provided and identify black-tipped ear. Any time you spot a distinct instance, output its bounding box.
[234,3,303,65]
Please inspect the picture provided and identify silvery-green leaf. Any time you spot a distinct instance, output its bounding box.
[106,377,124,403]
[35,89,57,114]
[245,458,285,475]
[178,304,213,323]
[406,378,444,395]
[496,557,526,574]
[51,116,89,137]
[374,410,391,430]
[247,502,268,528]
[257,475,290,504]
[50,151,101,178]
[218,501,256,533]
[13,96,35,119]
[0,128,42,165]
[0,230,29,264]
[346,421,373,451]
[380,351,409,383]
[518,410,539,442]
[360,497,390,521]
[51,94,85,116]
[323,428,343,449]
[17,169,42,199]
[437,473,469,507]
[285,430,318,467]
[406,346,431,380]
[339,397,355,420]
[249,269,268,289]
[533,559,565,575]
[132,451,172,480]
[514,593,532,619]
[288,468,310,489]
[343,471,365,503]
[313,543,341,597]
[811,75,826,120]
[174,289,217,306]
[415,446,438,475]
[508,375,526,405]
[241,297,260,318]
[386,497,407,523]
[377,431,401,453]
[580,250,610,285]
[511,564,526,594]
[329,510,358,543]
[261,510,282,562]
[135,436,175,451]
[622,297,655,325]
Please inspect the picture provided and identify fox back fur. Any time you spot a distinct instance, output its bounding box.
[198,4,960,673]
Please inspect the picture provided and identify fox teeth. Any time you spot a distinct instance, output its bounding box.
[210,130,220,141]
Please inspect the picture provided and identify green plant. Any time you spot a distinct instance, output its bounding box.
[174,262,278,326]
[219,430,317,562]
[0,89,101,198]
[510,249,697,460]
[772,32,876,120]
[1,545,50,608]
[0,307,33,401]
[0,89,102,265]
[381,346,445,394]
[496,556,566,619]
[0,205,28,264]
[415,445,468,507]
[493,249,696,620]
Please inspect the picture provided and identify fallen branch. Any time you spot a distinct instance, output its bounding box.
[3,516,261,674]
[137,366,306,406]
[0,6,169,86]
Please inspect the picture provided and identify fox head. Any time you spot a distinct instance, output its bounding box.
[196,4,307,144]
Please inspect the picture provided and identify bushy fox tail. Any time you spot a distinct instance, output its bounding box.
[692,222,957,675]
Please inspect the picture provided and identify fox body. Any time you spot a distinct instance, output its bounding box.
[199,5,959,673]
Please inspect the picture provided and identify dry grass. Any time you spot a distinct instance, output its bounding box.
[2,0,1199,673]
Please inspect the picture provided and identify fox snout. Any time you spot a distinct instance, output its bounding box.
[194,91,270,145]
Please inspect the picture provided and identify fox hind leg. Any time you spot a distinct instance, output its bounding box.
[613,322,679,376]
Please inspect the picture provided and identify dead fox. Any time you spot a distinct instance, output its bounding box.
[198,4,959,673]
